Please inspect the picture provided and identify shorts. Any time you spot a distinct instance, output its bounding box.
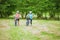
[15,18,19,21]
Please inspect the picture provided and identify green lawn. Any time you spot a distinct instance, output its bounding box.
[0,19,60,40]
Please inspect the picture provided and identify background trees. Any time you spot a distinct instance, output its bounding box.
[0,0,60,20]
[0,0,16,18]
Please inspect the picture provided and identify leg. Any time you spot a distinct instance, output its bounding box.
[18,19,20,26]
[15,19,17,26]
[26,19,29,26]
[30,19,32,25]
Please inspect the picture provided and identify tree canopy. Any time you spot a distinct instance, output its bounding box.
[0,0,60,20]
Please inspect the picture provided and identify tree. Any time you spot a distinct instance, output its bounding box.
[0,0,16,18]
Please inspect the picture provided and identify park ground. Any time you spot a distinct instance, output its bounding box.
[0,19,60,40]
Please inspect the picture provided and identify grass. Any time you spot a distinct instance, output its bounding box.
[8,27,40,40]
[38,20,60,40]
[39,32,60,40]
[0,19,60,40]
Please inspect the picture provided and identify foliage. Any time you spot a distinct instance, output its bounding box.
[0,0,60,20]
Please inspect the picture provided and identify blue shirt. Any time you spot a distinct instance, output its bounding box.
[29,13,33,19]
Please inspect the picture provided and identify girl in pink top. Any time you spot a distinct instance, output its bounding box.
[15,11,20,26]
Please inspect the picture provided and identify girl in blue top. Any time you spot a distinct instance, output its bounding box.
[26,11,33,26]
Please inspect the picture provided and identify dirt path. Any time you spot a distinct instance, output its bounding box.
[19,20,49,35]
[0,20,10,30]
[0,20,49,35]
[0,20,56,34]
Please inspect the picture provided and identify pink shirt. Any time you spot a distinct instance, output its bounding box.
[15,13,20,19]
